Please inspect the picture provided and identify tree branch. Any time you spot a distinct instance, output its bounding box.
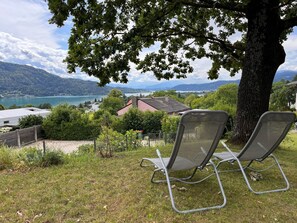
[165,0,247,13]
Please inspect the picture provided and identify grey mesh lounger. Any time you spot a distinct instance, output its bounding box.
[140,110,229,213]
[214,111,296,194]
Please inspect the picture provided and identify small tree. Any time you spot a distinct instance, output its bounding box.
[100,96,125,115]
[142,111,165,133]
[122,108,143,131]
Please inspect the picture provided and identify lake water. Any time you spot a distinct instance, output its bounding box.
[0,92,151,108]
[0,95,103,107]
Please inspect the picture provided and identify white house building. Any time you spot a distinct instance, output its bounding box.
[0,107,51,127]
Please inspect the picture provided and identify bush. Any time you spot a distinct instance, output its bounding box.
[125,129,142,150]
[19,115,44,128]
[42,104,101,140]
[0,146,66,171]
[18,147,44,167]
[18,147,64,167]
[41,151,64,167]
[77,144,94,154]
[142,111,165,133]
[97,127,126,157]
[122,108,143,131]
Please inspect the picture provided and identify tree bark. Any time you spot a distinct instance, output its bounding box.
[231,0,286,143]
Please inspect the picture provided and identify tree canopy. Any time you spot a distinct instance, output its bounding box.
[47,0,297,142]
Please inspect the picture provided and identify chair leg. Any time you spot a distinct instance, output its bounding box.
[229,155,290,194]
[150,168,199,184]
[162,160,226,213]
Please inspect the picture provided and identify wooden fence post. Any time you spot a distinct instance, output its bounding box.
[94,139,96,152]
[43,140,46,155]
[16,129,21,148]
[34,126,38,142]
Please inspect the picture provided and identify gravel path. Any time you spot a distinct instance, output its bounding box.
[25,140,94,154]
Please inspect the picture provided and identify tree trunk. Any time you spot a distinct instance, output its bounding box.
[231,0,285,143]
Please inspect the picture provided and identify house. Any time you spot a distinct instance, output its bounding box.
[0,107,51,127]
[117,96,190,116]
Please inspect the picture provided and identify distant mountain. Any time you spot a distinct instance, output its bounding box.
[171,80,240,91]
[0,61,138,97]
[170,70,297,92]
[273,70,297,82]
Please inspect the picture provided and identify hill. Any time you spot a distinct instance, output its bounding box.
[170,70,297,91]
[171,80,240,91]
[0,61,137,96]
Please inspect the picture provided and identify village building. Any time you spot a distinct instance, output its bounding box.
[117,96,190,116]
[0,107,51,127]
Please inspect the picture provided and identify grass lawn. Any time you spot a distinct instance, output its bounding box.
[0,133,297,223]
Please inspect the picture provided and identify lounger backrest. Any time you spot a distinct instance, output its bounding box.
[167,110,228,171]
[237,111,296,161]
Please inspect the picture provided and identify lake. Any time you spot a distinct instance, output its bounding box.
[0,92,151,108]
[0,95,103,107]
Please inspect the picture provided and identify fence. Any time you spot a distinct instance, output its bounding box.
[0,125,43,147]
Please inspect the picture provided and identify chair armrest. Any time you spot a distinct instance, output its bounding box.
[220,141,238,160]
[156,149,167,170]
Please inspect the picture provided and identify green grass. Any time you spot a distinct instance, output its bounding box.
[1,133,297,222]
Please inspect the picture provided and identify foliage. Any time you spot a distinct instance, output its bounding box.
[122,108,144,131]
[142,111,165,133]
[37,103,52,109]
[161,115,180,133]
[184,94,199,108]
[0,146,65,171]
[97,127,126,157]
[108,89,124,98]
[93,110,114,127]
[100,96,125,115]
[0,146,15,170]
[77,144,95,155]
[192,84,238,117]
[270,81,296,111]
[151,90,184,103]
[125,129,142,150]
[42,104,100,140]
[41,150,65,167]
[0,104,5,110]
[19,115,44,128]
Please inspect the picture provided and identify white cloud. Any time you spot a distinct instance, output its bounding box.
[0,0,296,87]
[0,0,60,48]
[0,32,98,81]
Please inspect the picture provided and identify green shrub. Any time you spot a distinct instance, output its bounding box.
[142,111,165,133]
[41,151,64,167]
[18,147,65,167]
[19,115,44,128]
[77,144,94,154]
[43,104,100,140]
[97,127,126,157]
[125,129,142,150]
[122,108,143,131]
[18,147,43,167]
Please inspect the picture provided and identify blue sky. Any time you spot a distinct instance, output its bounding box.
[0,0,297,88]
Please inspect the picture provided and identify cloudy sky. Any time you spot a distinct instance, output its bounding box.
[0,0,297,88]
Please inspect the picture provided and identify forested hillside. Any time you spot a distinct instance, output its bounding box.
[0,61,136,96]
